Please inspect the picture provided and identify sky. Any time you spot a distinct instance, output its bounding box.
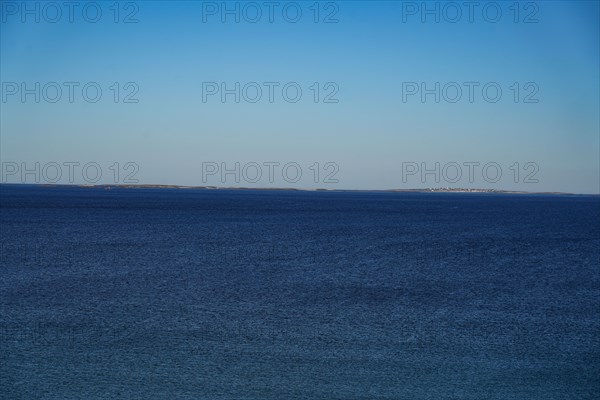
[1,0,599,193]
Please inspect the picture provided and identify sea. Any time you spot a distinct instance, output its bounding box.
[1,184,599,399]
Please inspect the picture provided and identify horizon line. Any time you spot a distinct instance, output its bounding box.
[1,183,599,196]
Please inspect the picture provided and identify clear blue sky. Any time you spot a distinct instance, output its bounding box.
[1,1,599,193]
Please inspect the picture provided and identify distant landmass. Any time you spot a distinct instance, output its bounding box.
[2,183,587,195]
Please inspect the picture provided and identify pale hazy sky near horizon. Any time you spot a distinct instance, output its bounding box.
[1,1,599,193]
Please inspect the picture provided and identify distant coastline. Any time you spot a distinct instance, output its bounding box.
[0,183,596,196]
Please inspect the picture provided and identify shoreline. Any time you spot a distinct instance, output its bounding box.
[0,183,596,196]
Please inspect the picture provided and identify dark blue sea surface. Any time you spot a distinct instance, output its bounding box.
[1,185,599,399]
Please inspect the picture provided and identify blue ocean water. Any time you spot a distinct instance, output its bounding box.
[1,185,599,399]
